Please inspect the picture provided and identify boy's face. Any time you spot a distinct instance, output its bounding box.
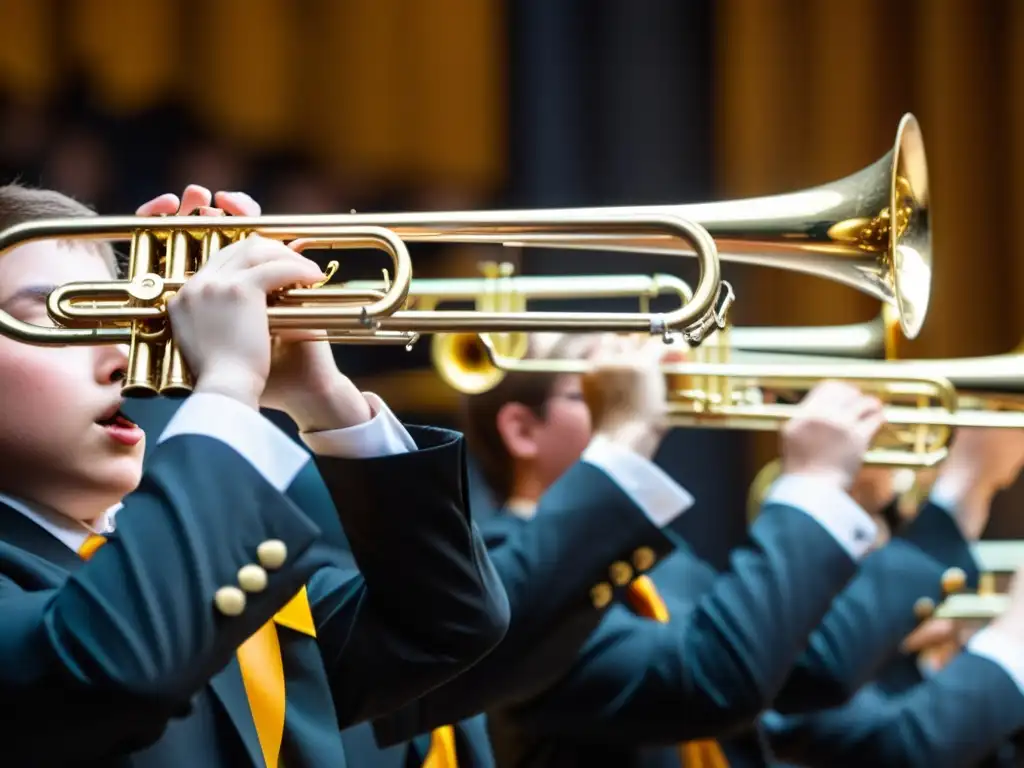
[530,373,593,486]
[0,240,145,522]
[502,373,593,496]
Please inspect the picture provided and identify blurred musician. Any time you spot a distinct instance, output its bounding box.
[763,430,1024,767]
[339,330,969,768]
[361,333,1024,768]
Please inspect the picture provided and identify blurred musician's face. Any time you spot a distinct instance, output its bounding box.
[498,373,593,498]
[533,373,594,486]
[0,241,144,523]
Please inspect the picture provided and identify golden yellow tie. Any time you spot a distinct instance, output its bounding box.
[626,576,730,768]
[78,533,315,768]
[423,725,459,768]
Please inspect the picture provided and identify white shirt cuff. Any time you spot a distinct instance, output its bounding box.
[929,472,968,517]
[299,393,415,459]
[581,435,694,528]
[967,626,1024,698]
[159,393,309,494]
[763,475,877,561]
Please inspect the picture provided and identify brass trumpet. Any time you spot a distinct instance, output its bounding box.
[462,300,1024,466]
[0,111,927,396]
[475,331,980,467]
[346,262,697,394]
[411,113,930,339]
[0,213,728,396]
[335,112,929,342]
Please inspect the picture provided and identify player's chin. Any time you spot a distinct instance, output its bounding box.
[90,452,145,498]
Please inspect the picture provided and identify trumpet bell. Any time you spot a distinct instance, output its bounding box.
[431,333,524,396]
[689,113,930,339]
[448,114,930,339]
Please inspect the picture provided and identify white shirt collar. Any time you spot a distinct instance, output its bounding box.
[505,497,538,520]
[0,493,119,553]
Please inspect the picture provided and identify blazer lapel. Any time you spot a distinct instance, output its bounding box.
[0,501,84,576]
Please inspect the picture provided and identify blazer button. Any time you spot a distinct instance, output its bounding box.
[238,564,269,593]
[913,596,935,620]
[609,561,633,586]
[591,583,613,609]
[632,547,656,572]
[941,567,967,595]
[257,540,288,570]
[215,586,247,616]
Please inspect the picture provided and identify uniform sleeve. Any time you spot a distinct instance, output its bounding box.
[493,486,871,744]
[304,414,510,726]
[764,648,1024,768]
[370,452,693,745]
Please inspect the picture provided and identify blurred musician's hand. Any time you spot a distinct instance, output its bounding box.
[583,334,682,460]
[780,380,886,490]
[932,428,1024,540]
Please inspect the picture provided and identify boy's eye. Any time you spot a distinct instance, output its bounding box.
[7,301,54,326]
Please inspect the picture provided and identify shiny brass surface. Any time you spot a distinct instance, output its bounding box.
[474,323,1022,466]
[407,113,929,339]
[347,262,697,394]
[0,213,728,395]
[0,221,417,396]
[714,345,1024,418]
[730,304,904,360]
[0,114,928,396]
[0,220,415,347]
[2,214,737,346]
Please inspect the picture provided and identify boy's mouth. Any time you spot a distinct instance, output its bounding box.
[96,405,144,447]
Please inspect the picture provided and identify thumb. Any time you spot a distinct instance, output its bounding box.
[902,618,957,653]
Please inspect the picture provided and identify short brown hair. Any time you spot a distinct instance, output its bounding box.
[459,333,597,503]
[0,183,119,274]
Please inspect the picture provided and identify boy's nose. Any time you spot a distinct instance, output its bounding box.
[96,343,129,384]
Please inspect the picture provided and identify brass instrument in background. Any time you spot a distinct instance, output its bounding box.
[347,263,697,394]
[729,304,904,360]
[472,323,1024,467]
[0,212,728,396]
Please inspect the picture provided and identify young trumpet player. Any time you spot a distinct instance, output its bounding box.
[763,429,1024,767]
[0,183,510,766]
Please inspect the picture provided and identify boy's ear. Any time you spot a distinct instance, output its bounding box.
[495,401,541,461]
